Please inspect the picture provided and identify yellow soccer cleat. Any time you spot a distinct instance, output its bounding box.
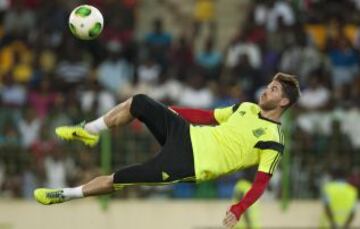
[55,121,99,147]
[33,188,66,205]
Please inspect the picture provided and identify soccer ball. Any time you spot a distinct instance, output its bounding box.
[68,5,104,40]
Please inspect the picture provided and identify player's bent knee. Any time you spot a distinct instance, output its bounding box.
[132,94,149,105]
[130,94,150,117]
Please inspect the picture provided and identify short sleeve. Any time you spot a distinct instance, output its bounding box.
[256,141,284,174]
[214,103,241,124]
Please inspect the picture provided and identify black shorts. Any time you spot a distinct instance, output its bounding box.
[113,94,195,185]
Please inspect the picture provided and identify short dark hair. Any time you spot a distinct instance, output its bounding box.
[273,72,301,109]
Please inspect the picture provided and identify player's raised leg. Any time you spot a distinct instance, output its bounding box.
[56,94,179,147]
[55,97,134,146]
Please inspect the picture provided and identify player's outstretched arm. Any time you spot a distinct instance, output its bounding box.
[169,106,218,125]
[223,171,271,228]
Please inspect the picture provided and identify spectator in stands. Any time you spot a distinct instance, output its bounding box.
[279,31,322,83]
[178,71,214,108]
[242,10,267,46]
[37,48,57,75]
[36,0,68,39]
[80,79,116,118]
[225,29,261,70]
[55,40,91,90]
[144,18,172,69]
[12,50,33,84]
[28,52,45,88]
[324,17,345,52]
[253,0,295,32]
[28,77,58,120]
[259,42,281,81]
[30,123,57,164]
[17,106,41,149]
[101,11,134,47]
[298,75,331,111]
[1,73,27,108]
[296,73,333,136]
[196,36,222,81]
[119,57,162,98]
[137,56,162,86]
[266,16,296,53]
[0,0,10,16]
[170,34,194,81]
[327,35,359,101]
[3,0,35,39]
[43,147,74,189]
[193,0,216,38]
[0,122,20,146]
[97,40,134,96]
[148,71,184,104]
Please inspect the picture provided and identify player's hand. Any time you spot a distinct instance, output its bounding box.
[223,210,239,228]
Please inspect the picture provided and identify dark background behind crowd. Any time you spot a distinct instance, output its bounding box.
[1,0,360,201]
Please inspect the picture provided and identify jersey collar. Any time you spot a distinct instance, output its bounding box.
[258,113,281,125]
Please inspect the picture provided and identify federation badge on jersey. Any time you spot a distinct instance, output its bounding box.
[252,128,266,138]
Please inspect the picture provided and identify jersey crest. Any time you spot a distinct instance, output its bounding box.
[252,128,266,138]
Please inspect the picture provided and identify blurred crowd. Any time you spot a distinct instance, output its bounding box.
[0,0,360,200]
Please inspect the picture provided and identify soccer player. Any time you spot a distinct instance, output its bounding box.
[34,72,300,228]
[320,168,358,229]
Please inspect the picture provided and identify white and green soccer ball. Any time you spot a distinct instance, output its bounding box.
[68,5,104,40]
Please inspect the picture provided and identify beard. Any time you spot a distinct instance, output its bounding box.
[259,99,278,111]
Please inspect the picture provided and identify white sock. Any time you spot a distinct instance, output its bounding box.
[63,186,84,200]
[84,117,108,134]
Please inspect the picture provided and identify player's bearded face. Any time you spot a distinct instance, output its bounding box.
[259,81,285,110]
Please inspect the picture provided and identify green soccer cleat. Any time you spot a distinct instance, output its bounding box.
[33,188,66,205]
[55,121,99,147]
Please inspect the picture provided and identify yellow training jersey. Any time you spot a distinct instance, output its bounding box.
[320,181,358,228]
[190,102,284,182]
